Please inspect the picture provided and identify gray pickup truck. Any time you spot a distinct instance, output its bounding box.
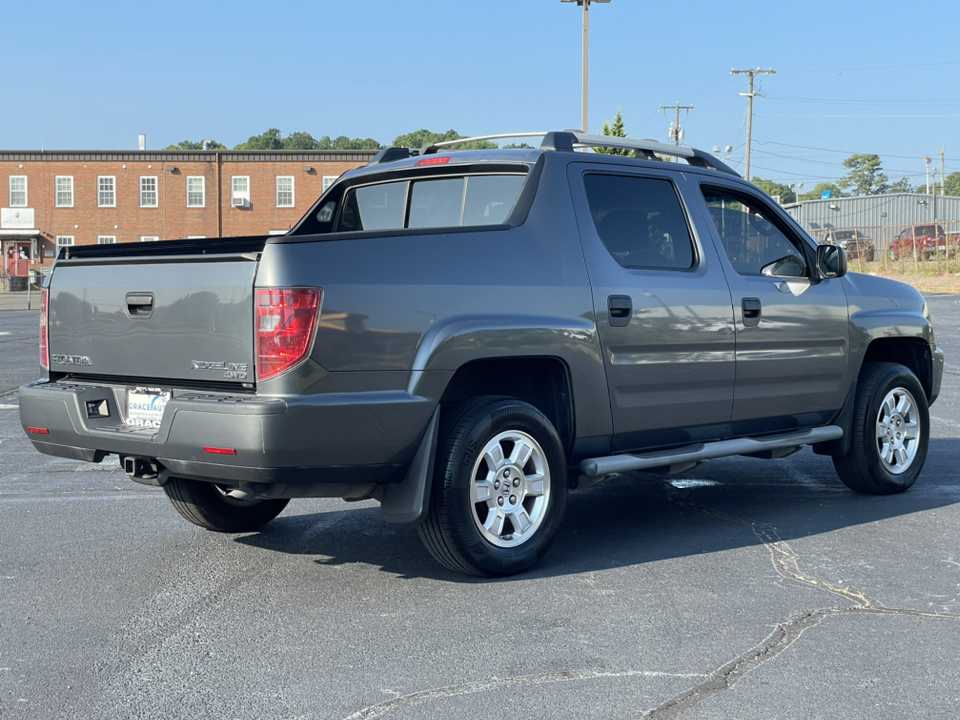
[19,131,944,576]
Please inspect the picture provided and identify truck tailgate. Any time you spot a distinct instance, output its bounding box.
[48,256,257,385]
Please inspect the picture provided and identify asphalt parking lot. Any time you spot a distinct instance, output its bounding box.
[1,297,959,720]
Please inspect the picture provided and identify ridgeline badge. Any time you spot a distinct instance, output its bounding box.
[191,360,249,380]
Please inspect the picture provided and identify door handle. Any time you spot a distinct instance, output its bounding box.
[126,292,155,318]
[742,297,761,327]
[608,295,632,327]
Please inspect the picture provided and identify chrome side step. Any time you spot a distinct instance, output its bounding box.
[580,426,843,478]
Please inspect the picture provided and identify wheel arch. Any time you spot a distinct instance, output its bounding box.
[860,337,933,401]
[438,356,575,457]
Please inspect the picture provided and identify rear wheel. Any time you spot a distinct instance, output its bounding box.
[418,397,568,576]
[832,362,929,495]
[163,478,290,532]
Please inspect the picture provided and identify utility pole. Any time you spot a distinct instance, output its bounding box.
[660,102,693,146]
[562,0,612,134]
[941,146,946,199]
[731,67,775,181]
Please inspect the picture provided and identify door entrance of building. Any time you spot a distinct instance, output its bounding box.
[5,241,31,276]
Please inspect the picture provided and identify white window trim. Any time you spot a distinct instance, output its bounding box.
[187,176,206,208]
[231,176,251,201]
[139,176,158,208]
[55,176,74,207]
[322,176,337,193]
[139,236,159,242]
[97,235,117,244]
[276,176,295,208]
[98,176,116,208]
[56,235,75,248]
[186,235,206,239]
[9,176,27,207]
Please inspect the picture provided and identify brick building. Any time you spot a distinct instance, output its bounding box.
[0,149,378,282]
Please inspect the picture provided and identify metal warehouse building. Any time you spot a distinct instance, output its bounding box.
[784,193,960,250]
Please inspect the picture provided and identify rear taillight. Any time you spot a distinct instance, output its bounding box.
[256,288,322,382]
[39,288,49,370]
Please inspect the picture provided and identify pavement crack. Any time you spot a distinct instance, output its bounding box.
[642,482,960,718]
[341,669,710,720]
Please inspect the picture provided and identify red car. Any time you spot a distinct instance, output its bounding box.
[889,224,959,260]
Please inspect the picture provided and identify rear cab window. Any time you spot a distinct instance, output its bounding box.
[339,174,526,232]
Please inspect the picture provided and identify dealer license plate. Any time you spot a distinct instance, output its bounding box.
[126,387,170,429]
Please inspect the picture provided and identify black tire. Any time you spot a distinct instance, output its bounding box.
[863,249,875,262]
[832,362,929,495]
[417,397,568,577]
[163,477,290,532]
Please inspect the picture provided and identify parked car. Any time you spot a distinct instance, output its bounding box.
[820,229,875,261]
[889,223,960,260]
[18,131,944,577]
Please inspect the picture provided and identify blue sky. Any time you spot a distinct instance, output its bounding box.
[5,0,960,189]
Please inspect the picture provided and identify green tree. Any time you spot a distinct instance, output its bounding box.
[282,131,320,150]
[837,153,889,195]
[800,182,843,201]
[330,135,382,150]
[234,128,283,150]
[164,139,226,150]
[751,177,796,204]
[595,109,630,156]
[942,172,960,196]
[392,129,495,150]
[889,177,915,194]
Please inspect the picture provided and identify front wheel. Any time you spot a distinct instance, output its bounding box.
[163,477,290,532]
[832,362,929,494]
[417,397,568,576]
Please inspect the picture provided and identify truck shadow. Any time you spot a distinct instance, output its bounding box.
[234,437,960,582]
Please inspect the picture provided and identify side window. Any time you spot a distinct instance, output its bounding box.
[582,174,695,270]
[702,187,808,277]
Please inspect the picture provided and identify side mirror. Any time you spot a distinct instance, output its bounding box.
[816,243,846,280]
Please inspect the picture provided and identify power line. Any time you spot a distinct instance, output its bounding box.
[778,59,960,74]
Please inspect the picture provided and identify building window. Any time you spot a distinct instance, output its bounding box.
[276,176,294,207]
[322,176,337,193]
[56,236,75,249]
[187,176,205,207]
[140,177,158,207]
[232,176,250,205]
[98,176,116,207]
[9,176,27,207]
[56,176,74,207]
[97,235,117,244]
[140,236,159,242]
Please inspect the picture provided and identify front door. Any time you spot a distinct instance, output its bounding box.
[5,241,30,276]
[696,182,850,434]
[568,164,736,452]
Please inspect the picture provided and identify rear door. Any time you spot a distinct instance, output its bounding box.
[694,181,850,434]
[567,163,736,451]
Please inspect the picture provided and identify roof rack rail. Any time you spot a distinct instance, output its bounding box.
[420,133,549,156]
[415,130,740,177]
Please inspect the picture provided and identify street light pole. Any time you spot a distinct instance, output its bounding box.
[562,0,611,133]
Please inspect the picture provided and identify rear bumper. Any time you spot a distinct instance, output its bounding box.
[18,380,435,485]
